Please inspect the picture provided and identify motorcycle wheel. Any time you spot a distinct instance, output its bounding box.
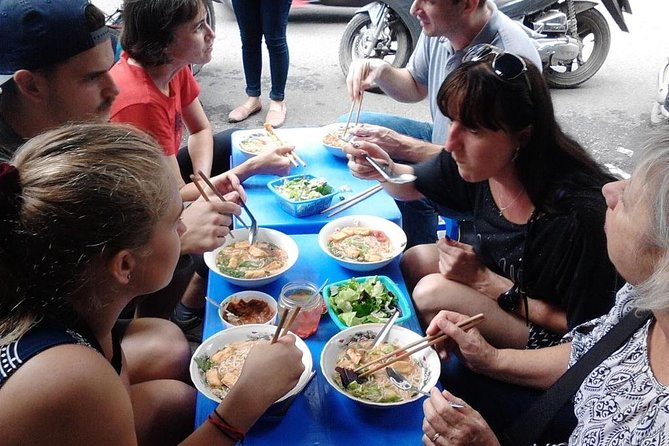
[544,8,610,89]
[338,12,412,84]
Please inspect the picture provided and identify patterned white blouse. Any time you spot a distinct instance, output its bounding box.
[564,283,669,445]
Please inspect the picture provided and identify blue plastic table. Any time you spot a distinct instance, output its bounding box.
[195,234,428,445]
[231,127,402,234]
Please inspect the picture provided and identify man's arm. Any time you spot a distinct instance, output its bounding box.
[347,59,428,103]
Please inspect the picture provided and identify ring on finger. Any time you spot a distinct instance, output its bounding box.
[431,432,441,442]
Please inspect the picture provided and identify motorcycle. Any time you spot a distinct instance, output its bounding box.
[338,0,632,89]
[338,0,420,77]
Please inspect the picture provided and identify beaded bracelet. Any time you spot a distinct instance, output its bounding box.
[207,410,245,442]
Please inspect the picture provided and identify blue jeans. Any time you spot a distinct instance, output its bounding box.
[231,0,292,101]
[336,112,452,248]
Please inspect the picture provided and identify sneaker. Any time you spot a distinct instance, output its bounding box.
[171,302,203,333]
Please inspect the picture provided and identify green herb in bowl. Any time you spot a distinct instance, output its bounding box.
[325,276,411,329]
[276,176,333,201]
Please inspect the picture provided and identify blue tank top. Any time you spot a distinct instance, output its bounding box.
[0,317,122,386]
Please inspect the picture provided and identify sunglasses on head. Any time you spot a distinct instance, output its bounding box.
[462,44,530,88]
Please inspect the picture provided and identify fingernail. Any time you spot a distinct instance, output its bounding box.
[352,142,360,148]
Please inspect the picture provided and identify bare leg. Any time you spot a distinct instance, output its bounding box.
[121,318,191,384]
[400,243,439,293]
[131,379,196,446]
[412,274,529,349]
[180,273,207,310]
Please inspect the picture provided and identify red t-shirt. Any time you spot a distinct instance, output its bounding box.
[110,52,200,156]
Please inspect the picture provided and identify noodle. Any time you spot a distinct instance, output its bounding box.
[200,339,266,399]
[327,226,394,262]
[216,240,287,279]
[333,333,423,403]
[322,126,347,148]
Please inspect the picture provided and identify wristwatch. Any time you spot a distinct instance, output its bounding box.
[497,285,523,312]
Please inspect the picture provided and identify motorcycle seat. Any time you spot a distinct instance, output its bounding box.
[494,0,520,10]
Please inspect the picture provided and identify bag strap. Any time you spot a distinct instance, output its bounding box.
[501,309,652,446]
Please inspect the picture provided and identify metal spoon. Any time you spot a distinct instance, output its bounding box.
[386,367,464,408]
[364,155,416,184]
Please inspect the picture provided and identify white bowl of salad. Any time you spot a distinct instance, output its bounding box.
[318,215,406,271]
[320,324,440,407]
[267,174,337,217]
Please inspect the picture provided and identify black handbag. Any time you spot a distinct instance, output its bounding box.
[501,309,652,446]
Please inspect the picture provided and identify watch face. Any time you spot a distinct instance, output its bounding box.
[498,287,520,312]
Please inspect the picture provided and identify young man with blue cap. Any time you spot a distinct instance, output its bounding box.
[0,0,118,160]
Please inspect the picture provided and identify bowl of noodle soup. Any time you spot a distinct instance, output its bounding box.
[204,227,299,287]
[318,215,406,271]
[320,324,440,407]
[321,123,349,159]
[191,324,313,404]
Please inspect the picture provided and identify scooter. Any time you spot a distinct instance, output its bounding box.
[651,57,669,125]
[338,0,420,77]
[338,0,632,89]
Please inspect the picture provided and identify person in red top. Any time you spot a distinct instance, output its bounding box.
[111,0,297,332]
[111,0,295,204]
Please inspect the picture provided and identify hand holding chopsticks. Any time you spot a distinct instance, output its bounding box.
[355,313,485,380]
[264,123,306,167]
[271,306,302,343]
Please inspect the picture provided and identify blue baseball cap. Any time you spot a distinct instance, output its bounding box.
[0,0,110,86]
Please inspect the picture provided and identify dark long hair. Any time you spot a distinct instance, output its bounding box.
[437,53,614,212]
[121,0,202,67]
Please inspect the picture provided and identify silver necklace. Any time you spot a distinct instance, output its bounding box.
[497,189,524,216]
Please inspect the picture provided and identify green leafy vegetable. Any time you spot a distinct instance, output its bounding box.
[328,276,397,326]
[194,355,213,372]
[276,176,334,201]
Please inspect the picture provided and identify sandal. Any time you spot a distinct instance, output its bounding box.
[265,102,287,128]
[228,102,262,123]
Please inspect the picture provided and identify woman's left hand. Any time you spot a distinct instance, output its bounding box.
[436,237,491,292]
[422,389,500,446]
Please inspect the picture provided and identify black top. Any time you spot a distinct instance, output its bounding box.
[414,151,623,329]
[0,317,123,387]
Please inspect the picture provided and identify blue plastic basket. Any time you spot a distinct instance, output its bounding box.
[267,174,337,218]
[323,275,412,330]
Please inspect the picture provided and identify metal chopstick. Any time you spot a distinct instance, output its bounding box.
[326,184,383,217]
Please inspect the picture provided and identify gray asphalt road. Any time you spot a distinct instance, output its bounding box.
[97,0,669,176]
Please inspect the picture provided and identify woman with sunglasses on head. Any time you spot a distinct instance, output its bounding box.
[344,46,622,350]
[417,135,669,445]
[0,123,304,445]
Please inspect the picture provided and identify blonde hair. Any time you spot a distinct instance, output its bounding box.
[0,123,174,342]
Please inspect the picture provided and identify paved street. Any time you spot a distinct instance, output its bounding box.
[97,0,669,176]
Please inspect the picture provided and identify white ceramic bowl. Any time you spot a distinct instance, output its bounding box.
[321,123,348,159]
[318,215,406,271]
[320,324,440,407]
[204,227,299,287]
[191,324,313,403]
[218,290,278,329]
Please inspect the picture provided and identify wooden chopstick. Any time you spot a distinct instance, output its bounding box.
[189,174,210,202]
[263,123,306,167]
[196,170,249,229]
[326,184,384,217]
[271,307,290,344]
[190,174,235,238]
[355,313,485,377]
[280,306,301,338]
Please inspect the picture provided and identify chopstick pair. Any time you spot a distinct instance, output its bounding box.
[263,123,306,167]
[270,306,302,343]
[342,92,364,140]
[190,173,249,230]
[320,184,383,217]
[355,313,485,379]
